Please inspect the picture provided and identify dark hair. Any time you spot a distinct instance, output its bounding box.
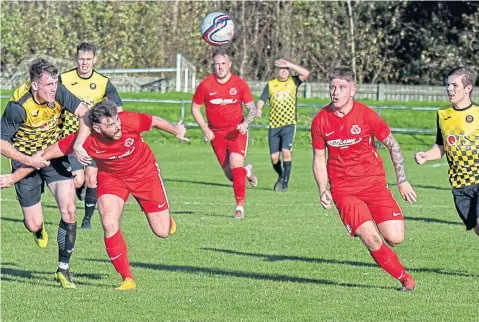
[328,66,356,83]
[29,58,58,82]
[89,98,118,124]
[445,66,477,89]
[212,46,231,59]
[77,42,96,56]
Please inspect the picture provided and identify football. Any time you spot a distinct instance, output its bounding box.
[200,12,234,46]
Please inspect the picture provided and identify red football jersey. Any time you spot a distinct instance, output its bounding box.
[58,111,157,179]
[311,101,391,189]
[192,74,254,130]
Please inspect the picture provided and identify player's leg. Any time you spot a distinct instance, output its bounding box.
[14,168,48,248]
[132,164,175,238]
[334,193,414,291]
[452,185,479,236]
[97,172,135,290]
[211,131,232,181]
[82,162,98,230]
[269,127,283,191]
[68,154,86,201]
[279,124,295,192]
[45,157,78,289]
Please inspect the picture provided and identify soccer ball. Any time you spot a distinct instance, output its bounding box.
[200,12,234,46]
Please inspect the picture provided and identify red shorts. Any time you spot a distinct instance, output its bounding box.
[97,169,169,214]
[332,183,403,236]
[211,128,248,168]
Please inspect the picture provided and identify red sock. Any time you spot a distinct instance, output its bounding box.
[232,167,246,206]
[104,230,133,280]
[369,243,407,280]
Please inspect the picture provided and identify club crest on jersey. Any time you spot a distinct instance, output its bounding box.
[124,138,134,147]
[90,83,96,89]
[447,135,456,145]
[466,115,473,123]
[47,102,55,109]
[350,125,361,135]
[229,88,237,95]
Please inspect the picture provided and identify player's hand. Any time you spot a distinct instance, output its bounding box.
[203,127,215,142]
[73,143,92,166]
[398,181,417,204]
[274,59,291,68]
[414,151,428,165]
[175,120,189,142]
[26,152,50,169]
[256,108,263,118]
[236,121,248,134]
[320,190,333,209]
[0,174,15,189]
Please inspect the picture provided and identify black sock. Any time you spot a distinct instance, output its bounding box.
[272,161,283,177]
[84,187,97,220]
[75,183,85,197]
[58,219,77,265]
[283,161,292,185]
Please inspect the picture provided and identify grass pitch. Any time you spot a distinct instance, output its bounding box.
[1,141,478,322]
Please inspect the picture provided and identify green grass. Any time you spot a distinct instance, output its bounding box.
[1,142,478,322]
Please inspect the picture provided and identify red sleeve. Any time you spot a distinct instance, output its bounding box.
[240,79,254,103]
[192,81,205,105]
[311,114,325,149]
[120,112,153,133]
[58,132,78,155]
[367,108,391,141]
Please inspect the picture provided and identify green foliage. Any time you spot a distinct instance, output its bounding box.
[1,1,477,84]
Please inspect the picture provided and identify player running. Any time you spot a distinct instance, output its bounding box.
[1,99,188,290]
[311,66,418,291]
[191,47,258,219]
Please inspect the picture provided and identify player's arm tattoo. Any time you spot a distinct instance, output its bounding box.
[244,102,257,125]
[382,133,407,184]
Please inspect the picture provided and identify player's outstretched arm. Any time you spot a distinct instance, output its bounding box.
[313,148,333,209]
[152,116,189,142]
[274,59,310,81]
[0,142,66,189]
[414,144,444,165]
[381,134,417,204]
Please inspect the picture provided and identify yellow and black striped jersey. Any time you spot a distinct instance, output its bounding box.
[436,102,479,188]
[260,75,302,128]
[0,82,81,156]
[59,69,122,136]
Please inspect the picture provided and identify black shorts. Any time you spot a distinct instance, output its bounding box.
[12,156,73,207]
[67,153,97,172]
[452,183,479,230]
[268,124,296,154]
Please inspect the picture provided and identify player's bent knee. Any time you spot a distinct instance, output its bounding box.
[152,227,169,239]
[359,233,383,251]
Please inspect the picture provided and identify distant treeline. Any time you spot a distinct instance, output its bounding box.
[1,1,478,85]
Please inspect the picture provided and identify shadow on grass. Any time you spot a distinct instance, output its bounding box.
[202,248,479,278]
[201,248,376,268]
[388,182,451,191]
[164,178,271,191]
[404,216,462,226]
[0,263,108,288]
[0,216,57,226]
[87,259,394,290]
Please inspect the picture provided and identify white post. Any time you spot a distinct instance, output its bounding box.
[184,68,189,93]
[192,71,196,92]
[176,53,182,92]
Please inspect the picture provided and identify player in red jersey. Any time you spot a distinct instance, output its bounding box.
[0,99,188,290]
[311,66,418,291]
[191,47,258,219]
